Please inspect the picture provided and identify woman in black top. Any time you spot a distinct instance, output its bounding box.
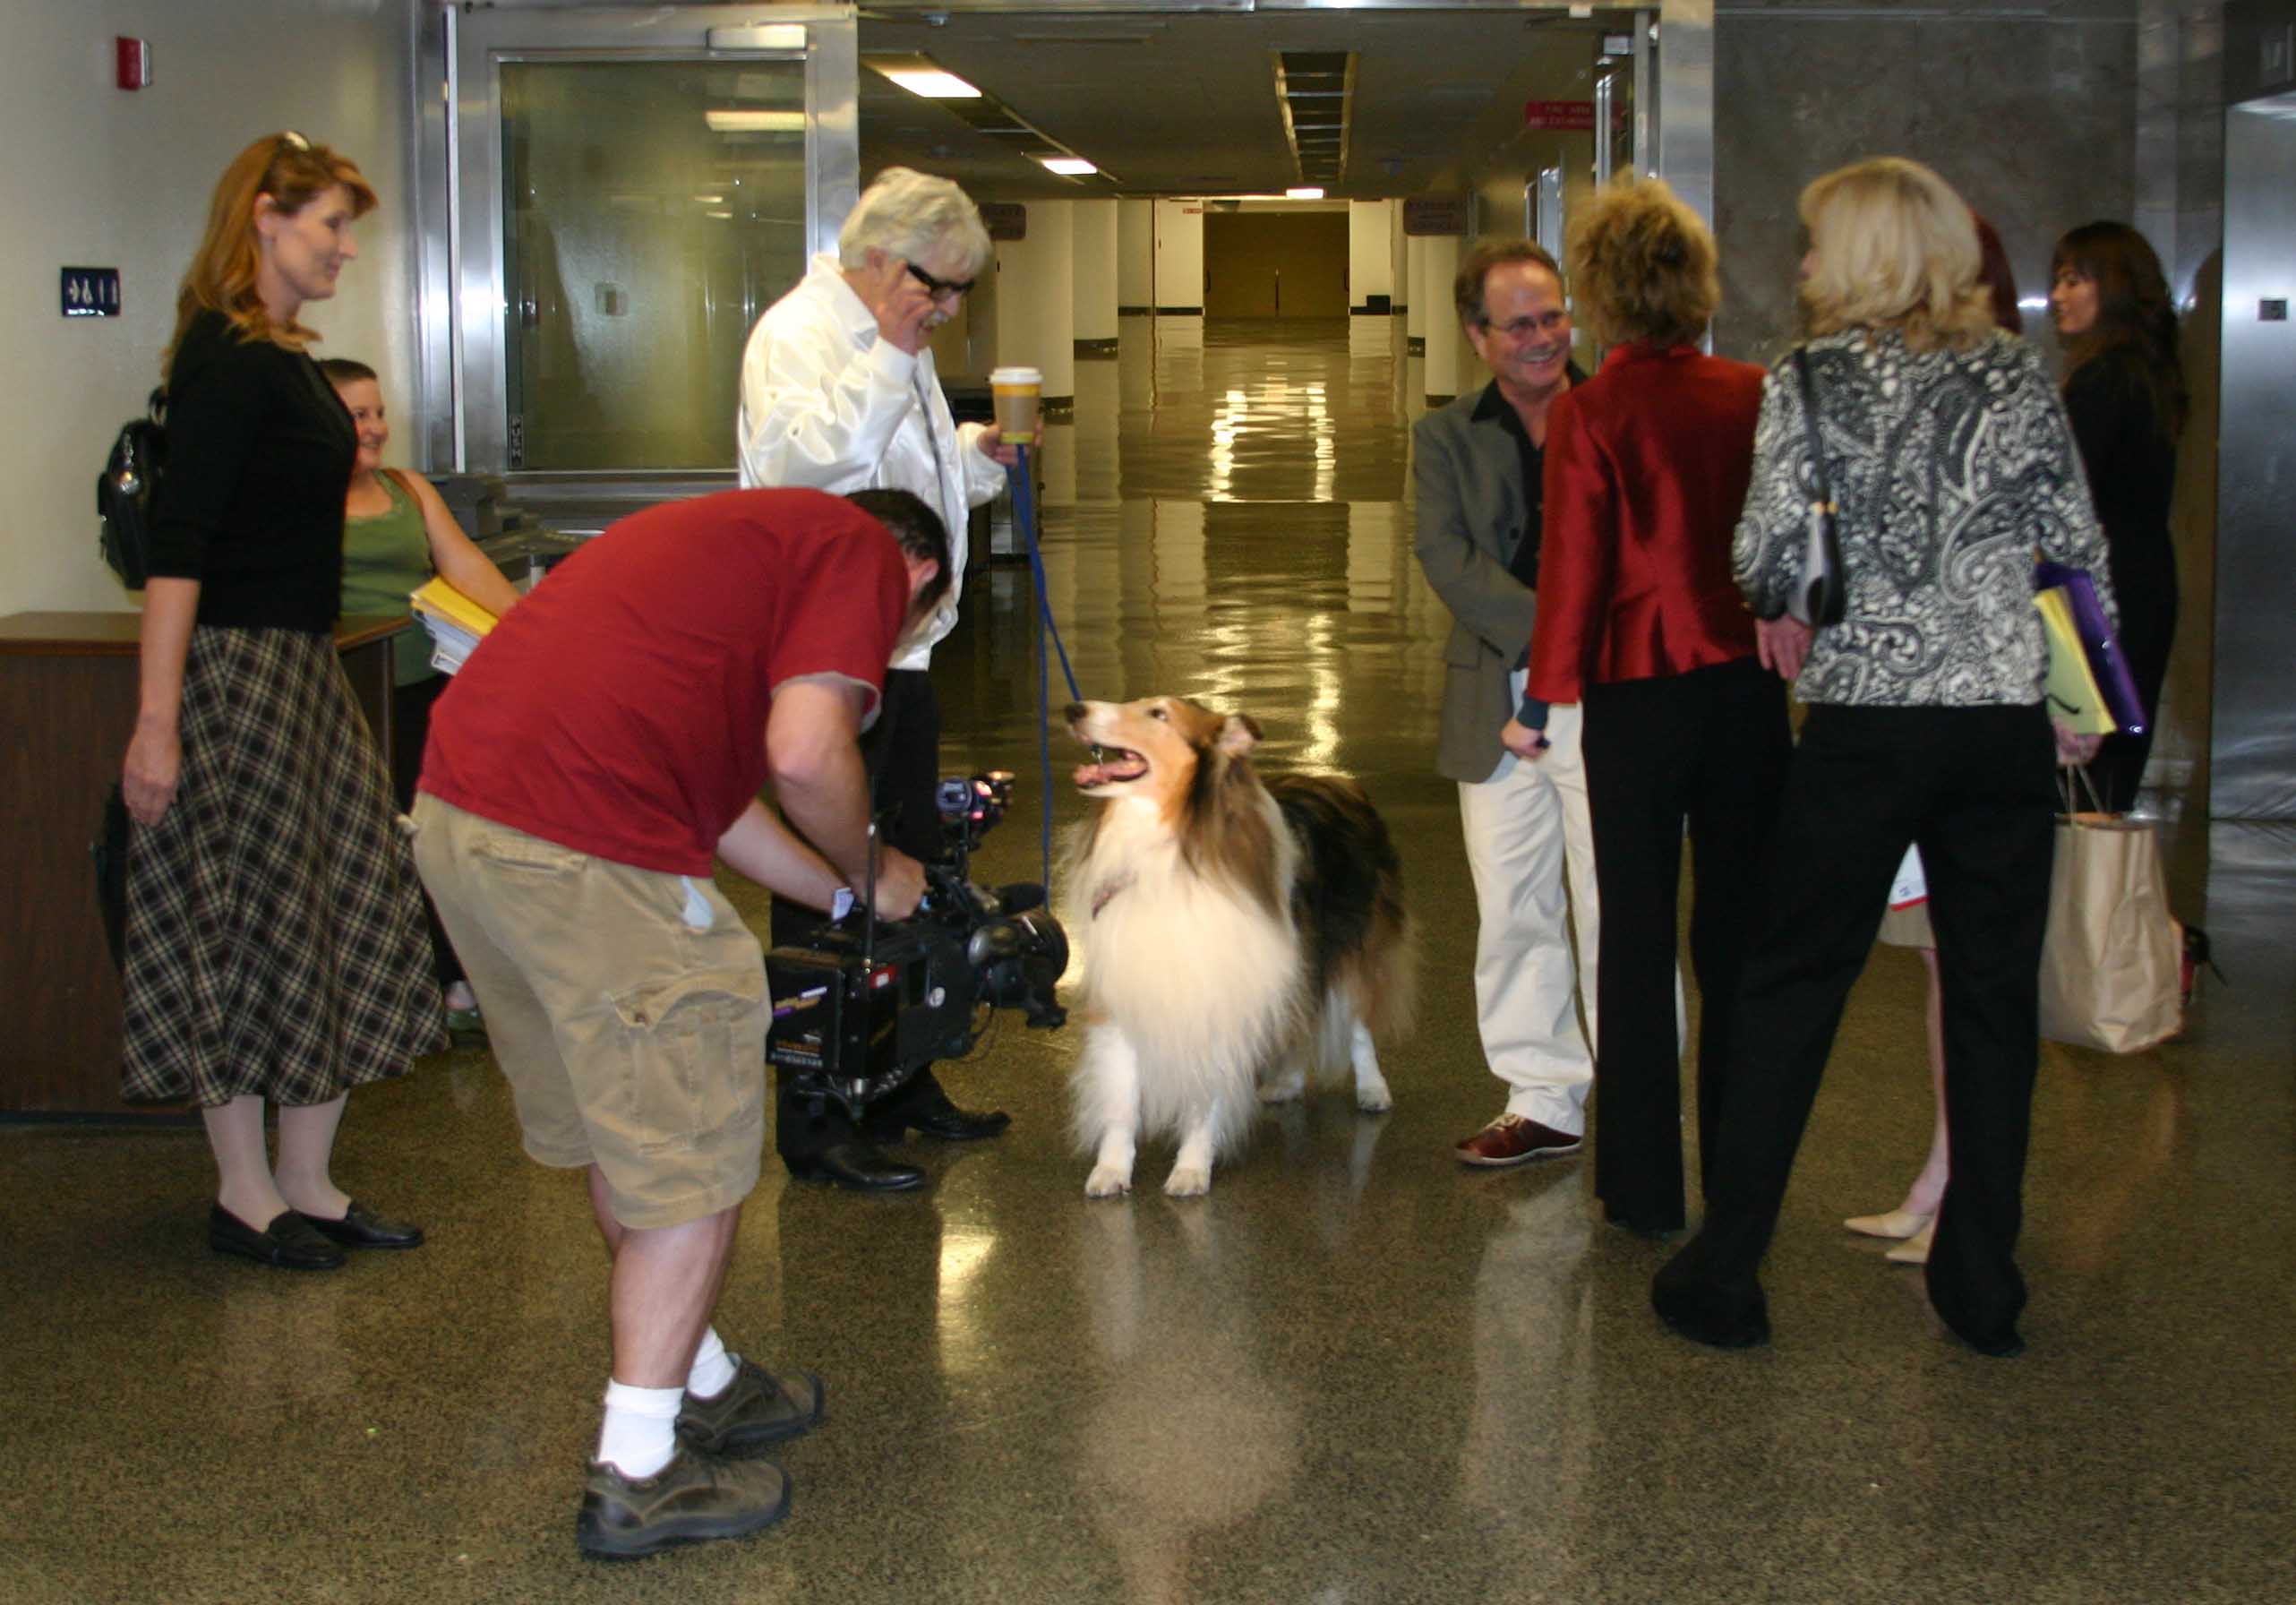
[2049,221,2188,813]
[119,133,442,1269]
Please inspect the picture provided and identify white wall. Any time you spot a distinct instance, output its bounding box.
[1071,200,1118,345]
[995,201,1075,403]
[1348,201,1392,306]
[0,0,416,616]
[1117,198,1153,310]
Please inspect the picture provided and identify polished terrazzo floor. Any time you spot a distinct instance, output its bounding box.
[8,317,2293,1604]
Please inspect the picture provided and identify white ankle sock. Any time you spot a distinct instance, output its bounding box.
[687,1326,739,1400]
[595,1380,682,1479]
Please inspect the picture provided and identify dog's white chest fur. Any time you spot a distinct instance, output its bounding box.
[1071,796,1302,1074]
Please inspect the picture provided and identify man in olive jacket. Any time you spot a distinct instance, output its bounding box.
[1411,239,1598,1170]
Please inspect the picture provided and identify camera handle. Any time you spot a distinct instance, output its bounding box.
[861,816,878,973]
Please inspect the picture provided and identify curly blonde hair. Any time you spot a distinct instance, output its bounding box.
[1564,177,1718,348]
[1798,158,1994,352]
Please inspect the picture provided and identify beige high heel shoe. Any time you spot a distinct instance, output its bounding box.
[1844,1208,1932,1240]
[1885,1222,1935,1266]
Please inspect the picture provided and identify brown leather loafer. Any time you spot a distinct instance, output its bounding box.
[1454,1113,1582,1167]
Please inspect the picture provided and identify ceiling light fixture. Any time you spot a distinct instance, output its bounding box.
[879,67,981,99]
[704,109,807,133]
[1039,156,1098,176]
[1286,187,1325,200]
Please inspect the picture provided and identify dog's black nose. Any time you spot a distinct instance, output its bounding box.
[1064,702,1087,722]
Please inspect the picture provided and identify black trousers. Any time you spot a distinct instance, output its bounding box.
[2087,569,2177,814]
[388,674,463,989]
[770,668,953,1163]
[1659,702,2057,1350]
[1584,657,1791,1232]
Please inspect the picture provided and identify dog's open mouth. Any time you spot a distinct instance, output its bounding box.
[1074,744,1149,790]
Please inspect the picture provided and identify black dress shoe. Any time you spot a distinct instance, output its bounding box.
[209,1205,345,1271]
[871,1102,1011,1143]
[785,1139,926,1192]
[296,1201,424,1250]
[1649,1271,1770,1350]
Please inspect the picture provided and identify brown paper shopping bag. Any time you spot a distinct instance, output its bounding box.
[2037,807,2182,1053]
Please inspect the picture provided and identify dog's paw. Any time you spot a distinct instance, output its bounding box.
[1084,1165,1134,1198]
[1355,1078,1393,1113]
[1162,1164,1212,1197]
[1257,1073,1306,1105]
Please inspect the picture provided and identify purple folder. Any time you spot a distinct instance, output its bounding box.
[2034,562,2146,735]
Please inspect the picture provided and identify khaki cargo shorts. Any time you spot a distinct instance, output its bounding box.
[411,794,767,1230]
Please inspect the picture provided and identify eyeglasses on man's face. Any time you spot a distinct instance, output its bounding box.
[906,262,976,302]
[1479,310,1570,340]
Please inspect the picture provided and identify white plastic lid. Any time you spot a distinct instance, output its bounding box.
[990,366,1042,385]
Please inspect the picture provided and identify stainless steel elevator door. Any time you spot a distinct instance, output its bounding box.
[2212,91,2296,818]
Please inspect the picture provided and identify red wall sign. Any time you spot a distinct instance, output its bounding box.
[1523,99,1597,132]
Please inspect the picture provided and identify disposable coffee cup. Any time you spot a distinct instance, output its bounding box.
[990,366,1043,443]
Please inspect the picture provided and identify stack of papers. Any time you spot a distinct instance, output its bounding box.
[408,578,499,676]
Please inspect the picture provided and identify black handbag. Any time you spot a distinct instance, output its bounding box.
[1786,348,1846,628]
[96,389,167,590]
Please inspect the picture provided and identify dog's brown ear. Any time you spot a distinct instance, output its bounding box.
[1215,714,1262,757]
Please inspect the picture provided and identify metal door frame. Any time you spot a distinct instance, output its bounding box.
[412,4,857,478]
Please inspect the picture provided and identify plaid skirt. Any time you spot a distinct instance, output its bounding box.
[123,627,447,1106]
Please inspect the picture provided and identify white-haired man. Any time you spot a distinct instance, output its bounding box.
[737,167,1024,1191]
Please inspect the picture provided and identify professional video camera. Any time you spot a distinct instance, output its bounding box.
[765,771,1067,1120]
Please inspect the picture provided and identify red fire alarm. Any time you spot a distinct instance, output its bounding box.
[116,37,150,91]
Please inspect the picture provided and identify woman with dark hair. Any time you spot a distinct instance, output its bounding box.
[121,133,441,1269]
[1519,176,1792,1236]
[2050,220,2187,812]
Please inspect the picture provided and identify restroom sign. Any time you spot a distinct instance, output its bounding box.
[1523,100,1597,132]
[62,267,123,317]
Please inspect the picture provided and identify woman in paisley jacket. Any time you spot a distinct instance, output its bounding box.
[1652,158,2112,1359]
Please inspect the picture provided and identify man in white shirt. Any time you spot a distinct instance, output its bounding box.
[737,167,1023,1191]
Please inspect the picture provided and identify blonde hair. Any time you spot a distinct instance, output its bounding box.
[1798,158,1993,352]
[1565,177,1718,348]
[166,132,376,373]
[838,167,992,280]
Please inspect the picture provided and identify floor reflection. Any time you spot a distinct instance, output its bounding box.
[7,314,2296,1605]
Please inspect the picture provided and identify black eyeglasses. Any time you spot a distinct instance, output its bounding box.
[906,262,976,301]
[278,130,311,154]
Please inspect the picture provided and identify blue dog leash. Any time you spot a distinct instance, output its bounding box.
[1007,443,1082,886]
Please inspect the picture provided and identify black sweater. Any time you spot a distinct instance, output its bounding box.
[146,310,356,631]
[2063,347,2178,597]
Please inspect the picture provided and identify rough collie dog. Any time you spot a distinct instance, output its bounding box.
[1061,696,1414,1197]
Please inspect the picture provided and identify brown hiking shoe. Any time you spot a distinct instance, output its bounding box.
[676,1357,826,1457]
[576,1444,791,1560]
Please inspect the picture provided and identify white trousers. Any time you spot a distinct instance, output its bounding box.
[1456,693,1598,1135]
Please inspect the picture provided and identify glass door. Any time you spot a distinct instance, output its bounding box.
[433,5,857,491]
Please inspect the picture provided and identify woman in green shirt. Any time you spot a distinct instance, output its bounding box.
[324,359,522,1026]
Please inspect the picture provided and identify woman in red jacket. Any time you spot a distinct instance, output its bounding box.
[1518,177,1796,1236]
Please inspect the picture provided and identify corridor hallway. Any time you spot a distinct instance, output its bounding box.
[6,316,2292,1605]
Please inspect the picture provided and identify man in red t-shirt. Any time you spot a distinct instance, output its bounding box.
[411,486,947,1560]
